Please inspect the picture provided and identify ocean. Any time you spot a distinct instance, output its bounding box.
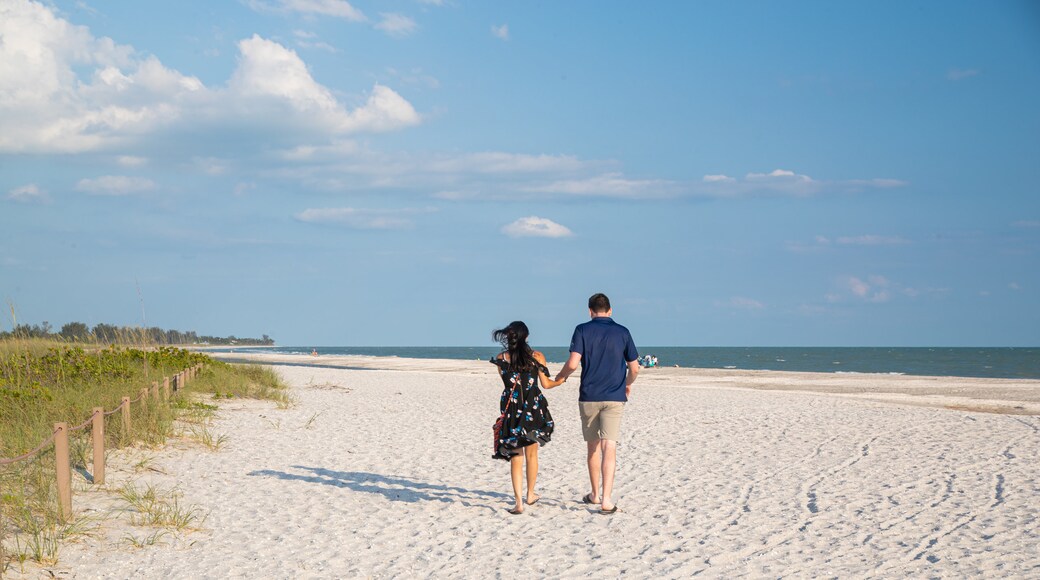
[211,346,1040,380]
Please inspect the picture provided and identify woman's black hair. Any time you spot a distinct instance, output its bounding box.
[492,321,537,372]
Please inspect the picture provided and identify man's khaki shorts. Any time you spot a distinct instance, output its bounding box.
[579,401,625,442]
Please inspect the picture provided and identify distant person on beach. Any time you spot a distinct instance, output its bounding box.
[311,348,318,356]
[490,321,565,514]
[555,293,639,515]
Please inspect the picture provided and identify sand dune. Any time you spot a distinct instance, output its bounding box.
[25,355,1040,578]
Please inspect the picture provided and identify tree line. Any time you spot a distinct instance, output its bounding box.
[0,321,274,346]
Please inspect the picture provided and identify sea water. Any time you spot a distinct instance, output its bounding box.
[213,346,1040,380]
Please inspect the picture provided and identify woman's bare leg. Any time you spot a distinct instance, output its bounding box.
[509,454,524,512]
[524,444,540,504]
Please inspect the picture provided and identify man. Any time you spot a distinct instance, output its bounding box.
[555,293,639,514]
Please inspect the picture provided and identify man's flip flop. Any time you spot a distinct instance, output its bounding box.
[600,505,618,515]
[527,498,539,506]
[582,493,598,505]
[508,508,524,515]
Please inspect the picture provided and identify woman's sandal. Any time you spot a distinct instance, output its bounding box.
[508,507,524,515]
[600,505,618,515]
[582,493,599,505]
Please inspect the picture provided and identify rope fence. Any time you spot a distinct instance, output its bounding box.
[0,364,204,520]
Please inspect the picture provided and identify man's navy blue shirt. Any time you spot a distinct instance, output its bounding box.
[569,317,638,402]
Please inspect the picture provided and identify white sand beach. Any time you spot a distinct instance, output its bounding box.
[20,354,1040,578]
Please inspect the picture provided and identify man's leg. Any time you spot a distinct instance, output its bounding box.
[599,439,618,510]
[586,440,602,503]
[598,402,624,511]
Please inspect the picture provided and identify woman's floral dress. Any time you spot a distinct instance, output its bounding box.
[490,358,555,460]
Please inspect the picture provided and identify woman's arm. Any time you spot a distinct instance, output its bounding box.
[533,351,566,389]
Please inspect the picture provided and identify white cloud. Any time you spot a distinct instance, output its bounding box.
[376,13,417,37]
[527,173,676,198]
[75,175,156,195]
[702,174,735,183]
[717,297,765,310]
[1009,282,1022,291]
[835,235,909,246]
[418,0,445,5]
[295,207,434,229]
[116,155,148,166]
[501,216,574,238]
[248,0,366,21]
[491,24,509,40]
[1012,220,1040,228]
[233,182,256,196]
[385,67,440,89]
[947,68,980,81]
[0,4,419,154]
[194,157,229,175]
[6,184,50,203]
[699,169,906,198]
[430,152,586,174]
[293,31,338,53]
[835,275,891,303]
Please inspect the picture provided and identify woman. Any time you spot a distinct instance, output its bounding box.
[490,321,565,514]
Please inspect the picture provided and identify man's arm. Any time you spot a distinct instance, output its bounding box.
[625,359,640,397]
[555,352,581,382]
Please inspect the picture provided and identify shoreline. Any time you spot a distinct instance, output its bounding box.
[204,350,1040,415]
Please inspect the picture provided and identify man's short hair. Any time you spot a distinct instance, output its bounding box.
[588,293,611,313]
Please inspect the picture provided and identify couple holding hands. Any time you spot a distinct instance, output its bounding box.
[490,293,640,515]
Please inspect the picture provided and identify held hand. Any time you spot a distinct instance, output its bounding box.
[625,386,631,398]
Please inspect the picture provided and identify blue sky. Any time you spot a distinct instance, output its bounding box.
[1,0,1038,346]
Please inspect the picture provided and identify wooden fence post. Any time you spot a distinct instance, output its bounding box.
[92,408,105,485]
[140,387,149,404]
[54,422,72,520]
[164,376,171,394]
[155,380,164,401]
[121,396,131,435]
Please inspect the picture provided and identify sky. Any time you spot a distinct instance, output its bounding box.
[1,0,1038,347]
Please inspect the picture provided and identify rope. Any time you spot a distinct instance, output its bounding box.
[67,409,101,433]
[103,400,126,417]
[0,427,60,465]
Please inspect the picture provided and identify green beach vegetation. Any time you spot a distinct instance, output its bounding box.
[0,337,289,571]
[1,320,274,346]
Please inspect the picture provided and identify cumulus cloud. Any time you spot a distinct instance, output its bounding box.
[491,24,509,40]
[6,184,50,203]
[501,216,574,238]
[75,175,156,195]
[0,3,419,154]
[295,207,434,229]
[376,13,417,37]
